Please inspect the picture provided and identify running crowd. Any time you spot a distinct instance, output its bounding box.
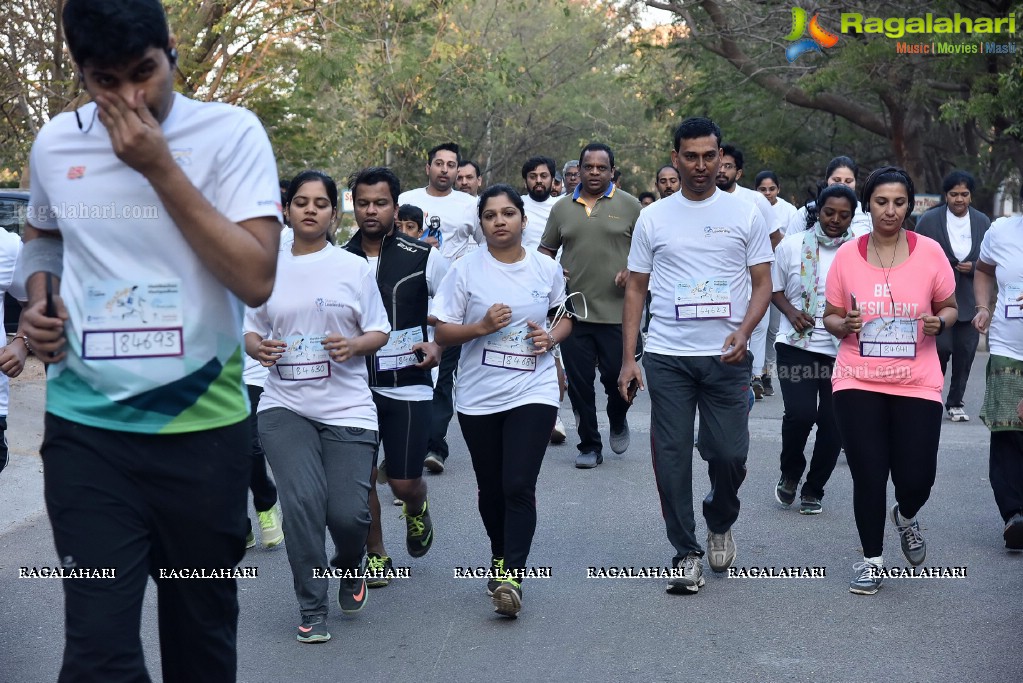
[4,1,1023,681]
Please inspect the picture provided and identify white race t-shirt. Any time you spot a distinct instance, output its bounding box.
[771,228,870,357]
[979,217,1023,362]
[521,195,559,251]
[787,204,873,235]
[370,246,448,402]
[771,197,799,236]
[397,187,480,261]
[946,209,972,261]
[243,227,297,390]
[245,244,391,429]
[0,230,24,415]
[431,248,567,414]
[732,185,775,237]
[28,93,282,433]
[628,189,774,356]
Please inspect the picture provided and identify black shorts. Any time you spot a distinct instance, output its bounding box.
[372,392,431,480]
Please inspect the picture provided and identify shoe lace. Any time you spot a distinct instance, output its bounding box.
[257,509,277,531]
[897,520,925,550]
[491,557,505,573]
[367,554,388,572]
[682,554,701,575]
[401,506,427,537]
[708,533,726,551]
[852,561,881,582]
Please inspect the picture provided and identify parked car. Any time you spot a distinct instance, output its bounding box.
[0,189,29,334]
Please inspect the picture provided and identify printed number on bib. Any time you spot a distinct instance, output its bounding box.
[675,278,731,320]
[1005,283,1023,319]
[482,327,536,372]
[276,333,331,381]
[81,280,184,359]
[859,318,917,359]
[376,327,424,371]
[813,293,826,332]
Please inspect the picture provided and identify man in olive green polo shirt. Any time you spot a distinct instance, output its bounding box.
[540,142,643,468]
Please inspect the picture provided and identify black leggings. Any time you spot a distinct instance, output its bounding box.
[833,390,942,558]
[458,404,558,573]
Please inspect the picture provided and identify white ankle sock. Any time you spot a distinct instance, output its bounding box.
[864,555,883,567]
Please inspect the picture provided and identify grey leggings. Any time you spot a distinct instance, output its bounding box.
[258,407,376,617]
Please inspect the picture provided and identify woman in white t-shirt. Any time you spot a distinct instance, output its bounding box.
[771,184,862,516]
[244,171,390,644]
[755,170,798,236]
[787,156,873,235]
[972,210,1023,551]
[433,184,572,618]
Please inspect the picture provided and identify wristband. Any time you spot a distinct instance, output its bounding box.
[19,237,64,282]
[937,317,946,334]
[976,305,991,313]
[10,335,30,352]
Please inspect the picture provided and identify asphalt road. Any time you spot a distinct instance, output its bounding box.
[1,353,1020,682]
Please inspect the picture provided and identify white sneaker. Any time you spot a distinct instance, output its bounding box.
[550,416,567,445]
[947,407,970,422]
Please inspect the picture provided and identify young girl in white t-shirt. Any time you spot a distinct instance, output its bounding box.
[244,171,390,643]
[433,184,573,618]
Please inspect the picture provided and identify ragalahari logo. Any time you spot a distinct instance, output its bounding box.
[785,7,840,62]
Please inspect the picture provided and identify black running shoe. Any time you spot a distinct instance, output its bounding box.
[296,614,331,643]
[402,499,434,558]
[487,556,505,596]
[492,579,522,618]
[366,553,393,588]
[775,475,798,507]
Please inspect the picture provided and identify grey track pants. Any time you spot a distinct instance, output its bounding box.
[645,352,751,562]
[258,407,376,617]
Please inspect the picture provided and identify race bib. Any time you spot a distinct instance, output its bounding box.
[81,280,184,360]
[1005,283,1023,319]
[276,333,331,381]
[813,292,827,332]
[376,327,424,371]
[859,317,917,358]
[482,326,536,372]
[675,278,731,320]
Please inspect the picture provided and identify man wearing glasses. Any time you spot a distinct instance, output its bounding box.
[562,160,581,198]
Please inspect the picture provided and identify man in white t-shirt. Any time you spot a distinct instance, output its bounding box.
[717,144,781,398]
[20,2,282,680]
[520,155,568,444]
[520,156,559,250]
[398,143,481,261]
[619,117,773,595]
[456,160,483,197]
[655,164,681,199]
[398,142,480,472]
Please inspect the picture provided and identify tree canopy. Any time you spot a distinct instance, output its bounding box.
[2,0,1019,214]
